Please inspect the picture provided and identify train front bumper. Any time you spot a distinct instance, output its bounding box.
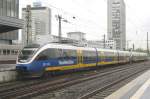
[16,65,43,78]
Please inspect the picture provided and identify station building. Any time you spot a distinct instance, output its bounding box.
[0,0,24,63]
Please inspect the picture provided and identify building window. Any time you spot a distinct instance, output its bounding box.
[10,0,15,17]
[0,49,1,55]
[3,49,7,55]
[7,49,10,55]
[2,0,7,16]
[7,0,11,16]
[0,0,18,17]
[0,0,3,16]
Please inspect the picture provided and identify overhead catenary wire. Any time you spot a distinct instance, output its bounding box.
[25,0,148,49]
[41,1,107,32]
[123,0,148,49]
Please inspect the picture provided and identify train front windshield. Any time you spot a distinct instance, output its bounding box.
[18,48,37,63]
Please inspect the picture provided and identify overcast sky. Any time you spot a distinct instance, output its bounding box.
[20,0,150,49]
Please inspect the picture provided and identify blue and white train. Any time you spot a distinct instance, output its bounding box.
[16,43,148,77]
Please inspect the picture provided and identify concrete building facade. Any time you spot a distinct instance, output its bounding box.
[107,0,126,50]
[87,40,103,48]
[87,40,116,49]
[35,34,87,47]
[35,33,116,49]
[0,0,23,44]
[67,32,86,41]
[0,44,22,63]
[105,40,116,49]
[22,6,51,45]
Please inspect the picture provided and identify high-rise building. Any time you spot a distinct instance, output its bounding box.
[22,5,51,45]
[107,0,126,50]
[0,0,23,44]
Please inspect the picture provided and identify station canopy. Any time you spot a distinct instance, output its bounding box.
[0,16,24,33]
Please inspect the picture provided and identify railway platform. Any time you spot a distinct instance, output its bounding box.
[0,64,16,71]
[105,69,150,99]
[0,64,17,83]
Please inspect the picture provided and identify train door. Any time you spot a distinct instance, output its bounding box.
[95,48,98,66]
[117,51,120,64]
[100,51,105,63]
[77,49,83,68]
[114,51,117,63]
[98,51,105,66]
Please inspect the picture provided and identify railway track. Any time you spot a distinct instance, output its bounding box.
[0,62,148,99]
[89,70,145,99]
[33,61,150,99]
[79,66,147,99]
[0,64,125,93]
[0,63,130,92]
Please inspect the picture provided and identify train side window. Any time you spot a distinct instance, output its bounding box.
[36,49,49,60]
[48,48,63,59]
[36,48,62,60]
[59,49,77,60]
[83,50,96,63]
[63,49,70,60]
[70,50,77,59]
[98,51,104,62]
[36,50,48,60]
[57,49,63,59]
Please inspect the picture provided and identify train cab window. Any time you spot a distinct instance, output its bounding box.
[18,48,37,62]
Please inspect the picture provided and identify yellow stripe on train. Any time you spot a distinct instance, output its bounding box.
[98,61,118,65]
[45,63,96,71]
[45,64,78,71]
[45,61,122,71]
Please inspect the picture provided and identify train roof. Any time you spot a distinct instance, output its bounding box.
[40,43,118,51]
[25,43,147,55]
